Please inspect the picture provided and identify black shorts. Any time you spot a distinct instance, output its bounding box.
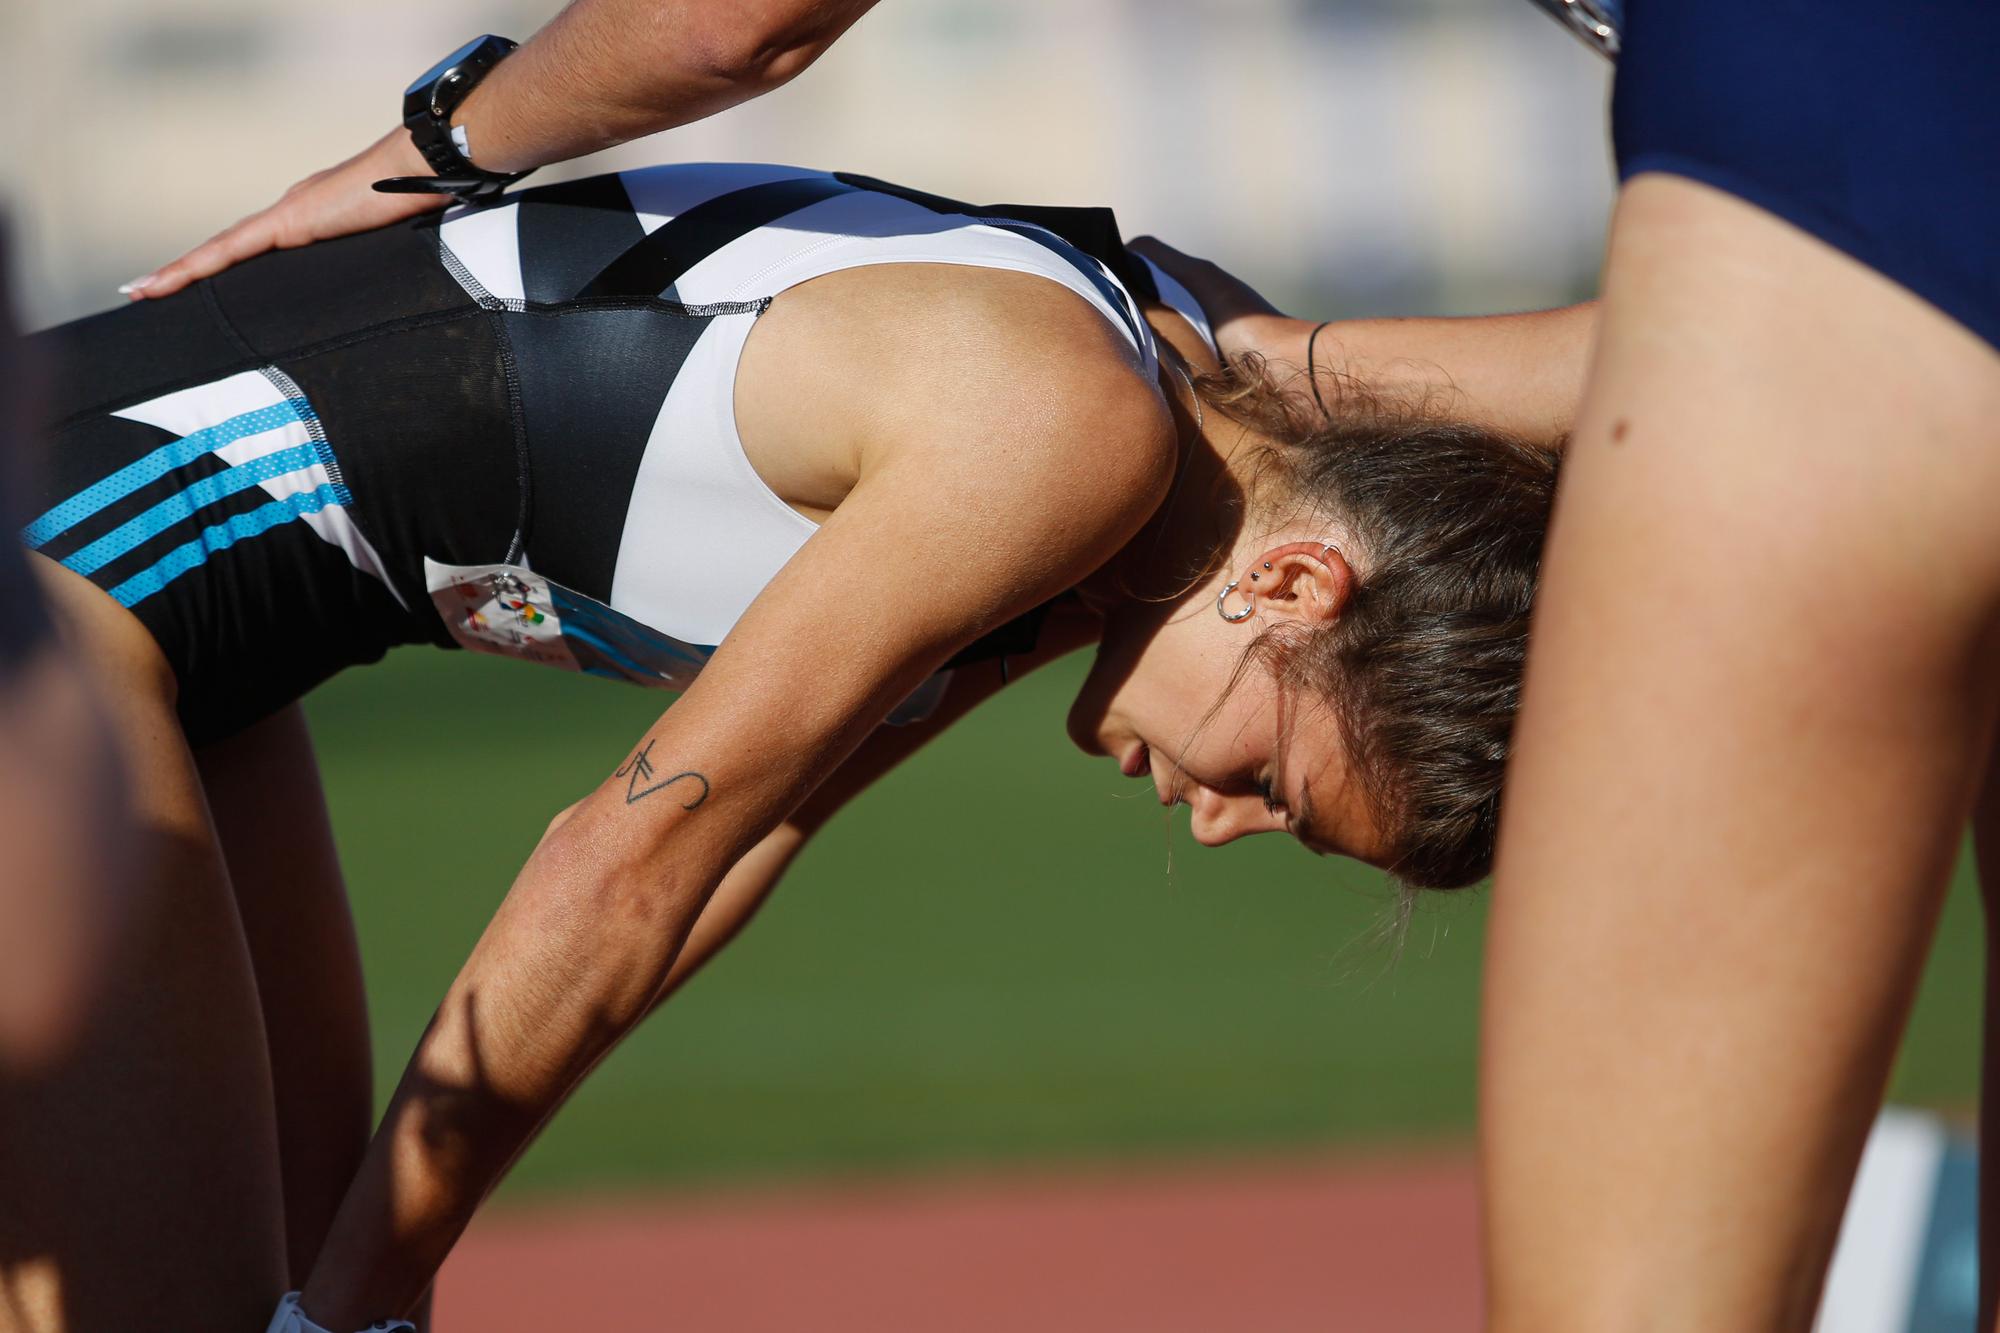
[24,218,521,743]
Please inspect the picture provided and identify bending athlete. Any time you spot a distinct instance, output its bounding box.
[10,164,1578,1328]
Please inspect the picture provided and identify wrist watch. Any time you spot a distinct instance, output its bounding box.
[373,34,530,200]
[1521,0,1622,58]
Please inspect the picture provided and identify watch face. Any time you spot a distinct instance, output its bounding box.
[405,35,491,98]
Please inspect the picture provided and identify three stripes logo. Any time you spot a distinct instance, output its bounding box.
[23,368,373,609]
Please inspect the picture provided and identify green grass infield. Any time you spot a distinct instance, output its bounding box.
[306,646,1984,1200]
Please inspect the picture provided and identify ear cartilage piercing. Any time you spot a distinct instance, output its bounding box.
[1262,562,1272,570]
[1217,581,1256,622]
[1249,573,1259,582]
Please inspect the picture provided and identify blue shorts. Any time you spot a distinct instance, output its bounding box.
[1612,0,1999,351]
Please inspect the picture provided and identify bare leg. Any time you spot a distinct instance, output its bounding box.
[198,705,372,1288]
[0,562,286,1330]
[1482,175,2000,1330]
[0,642,130,1073]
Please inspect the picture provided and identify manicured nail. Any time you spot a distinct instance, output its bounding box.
[116,274,157,296]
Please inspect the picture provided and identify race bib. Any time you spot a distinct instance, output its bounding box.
[424,558,714,690]
[422,557,951,723]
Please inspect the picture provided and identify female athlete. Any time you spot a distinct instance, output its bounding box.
[5,163,1572,1329]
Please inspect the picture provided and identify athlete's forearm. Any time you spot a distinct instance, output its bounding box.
[299,751,743,1321]
[452,0,884,174]
[655,623,1097,1002]
[1258,304,1596,446]
[1126,236,1593,446]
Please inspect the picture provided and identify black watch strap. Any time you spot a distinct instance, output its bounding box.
[377,34,528,201]
[372,174,521,199]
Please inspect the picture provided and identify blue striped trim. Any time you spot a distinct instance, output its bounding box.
[559,623,657,678]
[61,443,323,577]
[108,483,347,609]
[23,400,312,549]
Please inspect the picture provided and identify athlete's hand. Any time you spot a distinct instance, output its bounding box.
[1126,235,1293,363]
[121,129,447,301]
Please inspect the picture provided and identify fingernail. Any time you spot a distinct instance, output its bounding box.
[116,274,157,296]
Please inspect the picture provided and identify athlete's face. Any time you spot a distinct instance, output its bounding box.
[1067,536,1390,866]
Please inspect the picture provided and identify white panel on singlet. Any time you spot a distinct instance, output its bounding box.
[436,202,525,305]
[503,162,1162,661]
[1137,256,1219,357]
[616,162,823,236]
[607,311,818,648]
[665,187,1146,365]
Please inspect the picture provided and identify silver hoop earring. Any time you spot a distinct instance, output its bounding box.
[1216,581,1255,622]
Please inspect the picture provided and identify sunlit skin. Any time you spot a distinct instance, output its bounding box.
[1058,293,1390,868]
[1069,533,1387,865]
[1482,175,2000,1331]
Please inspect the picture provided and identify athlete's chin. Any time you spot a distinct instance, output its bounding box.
[1186,822,1243,849]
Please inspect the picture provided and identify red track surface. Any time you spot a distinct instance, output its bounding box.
[437,1150,1480,1331]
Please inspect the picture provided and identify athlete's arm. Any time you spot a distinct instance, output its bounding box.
[127,0,884,300]
[531,603,1098,1006]
[658,600,1098,999]
[293,291,1171,1324]
[1128,236,1594,446]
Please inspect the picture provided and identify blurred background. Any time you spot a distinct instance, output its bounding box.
[3,0,1619,327]
[2,1,1986,1326]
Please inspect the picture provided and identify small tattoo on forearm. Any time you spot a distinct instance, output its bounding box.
[614,739,710,809]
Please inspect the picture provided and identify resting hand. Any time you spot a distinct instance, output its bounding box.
[1126,235,1294,363]
[123,130,442,301]
[1131,234,1594,443]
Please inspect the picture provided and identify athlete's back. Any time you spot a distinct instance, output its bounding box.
[23,164,1204,742]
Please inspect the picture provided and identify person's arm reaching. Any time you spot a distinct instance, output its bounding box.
[127,0,884,300]
[1129,236,1595,446]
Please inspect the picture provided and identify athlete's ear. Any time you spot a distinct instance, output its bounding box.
[1244,541,1353,625]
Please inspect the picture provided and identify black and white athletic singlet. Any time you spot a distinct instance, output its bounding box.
[22,164,1215,742]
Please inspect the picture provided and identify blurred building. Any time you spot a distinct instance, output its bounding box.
[2,0,1613,329]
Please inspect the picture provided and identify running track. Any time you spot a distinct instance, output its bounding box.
[437,1150,1481,1330]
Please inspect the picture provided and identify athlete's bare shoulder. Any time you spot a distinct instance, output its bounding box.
[737,262,1174,527]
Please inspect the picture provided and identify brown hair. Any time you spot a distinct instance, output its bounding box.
[1198,356,1560,890]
